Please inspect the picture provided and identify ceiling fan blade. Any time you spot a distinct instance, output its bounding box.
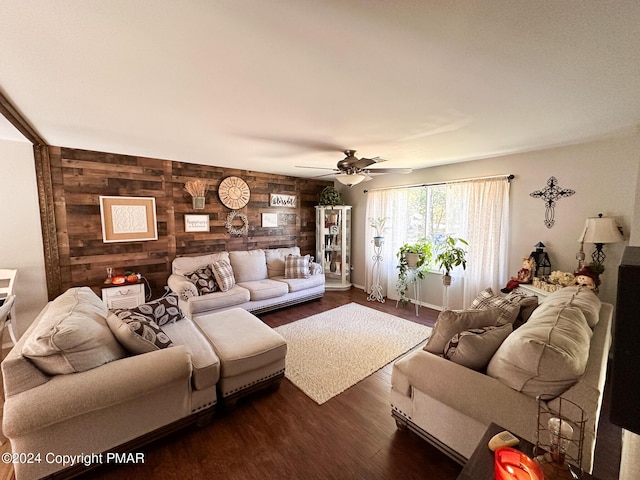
[351,156,388,169]
[295,165,339,172]
[364,168,413,174]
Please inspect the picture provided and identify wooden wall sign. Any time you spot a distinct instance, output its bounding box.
[270,193,296,207]
[185,214,210,232]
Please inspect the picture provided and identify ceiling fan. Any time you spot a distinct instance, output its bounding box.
[296,150,412,186]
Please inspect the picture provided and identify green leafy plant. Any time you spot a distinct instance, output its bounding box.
[396,241,433,305]
[435,236,468,277]
[318,186,343,206]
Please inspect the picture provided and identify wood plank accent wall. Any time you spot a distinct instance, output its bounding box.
[48,146,331,299]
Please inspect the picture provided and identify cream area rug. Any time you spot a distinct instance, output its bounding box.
[275,303,432,405]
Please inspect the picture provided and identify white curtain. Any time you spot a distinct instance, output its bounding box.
[364,188,409,299]
[446,178,510,307]
[364,177,510,308]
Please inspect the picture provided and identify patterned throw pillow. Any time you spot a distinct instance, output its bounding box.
[284,254,311,279]
[211,260,236,292]
[108,310,174,353]
[185,266,219,295]
[128,293,183,326]
[469,288,520,325]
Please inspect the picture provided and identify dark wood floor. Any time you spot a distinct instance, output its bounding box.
[4,288,623,479]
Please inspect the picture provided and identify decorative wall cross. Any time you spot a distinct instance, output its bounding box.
[530,176,575,228]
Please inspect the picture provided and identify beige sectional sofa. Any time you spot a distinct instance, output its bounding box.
[2,287,286,480]
[168,247,325,318]
[391,286,611,474]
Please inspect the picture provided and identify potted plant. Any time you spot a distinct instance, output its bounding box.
[369,217,389,247]
[318,186,343,206]
[435,236,468,286]
[396,241,433,305]
[184,179,209,210]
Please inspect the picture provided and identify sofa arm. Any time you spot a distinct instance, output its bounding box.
[168,273,198,300]
[3,346,193,437]
[310,261,323,275]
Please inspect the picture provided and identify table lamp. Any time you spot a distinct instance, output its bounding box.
[577,213,623,267]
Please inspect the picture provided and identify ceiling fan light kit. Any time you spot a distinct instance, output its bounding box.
[335,172,366,186]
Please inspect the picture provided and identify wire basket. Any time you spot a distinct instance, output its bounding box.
[535,396,587,479]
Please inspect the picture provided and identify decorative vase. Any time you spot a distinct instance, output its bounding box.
[406,253,420,269]
[442,274,452,286]
[374,236,384,247]
[192,196,205,210]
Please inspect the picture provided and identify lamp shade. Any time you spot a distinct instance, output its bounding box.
[578,215,623,244]
[335,173,365,186]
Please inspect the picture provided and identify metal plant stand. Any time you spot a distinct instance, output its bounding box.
[367,237,385,303]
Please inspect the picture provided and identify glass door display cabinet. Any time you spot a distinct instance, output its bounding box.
[315,205,352,290]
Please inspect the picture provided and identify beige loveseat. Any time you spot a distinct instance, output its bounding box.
[168,247,325,318]
[2,286,286,480]
[391,287,611,474]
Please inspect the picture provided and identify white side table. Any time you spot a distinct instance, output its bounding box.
[102,282,145,309]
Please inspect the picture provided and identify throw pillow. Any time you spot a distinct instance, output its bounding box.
[211,259,236,292]
[21,287,126,375]
[504,291,539,329]
[185,266,219,295]
[444,323,513,371]
[284,254,311,279]
[107,310,174,354]
[469,288,520,325]
[126,293,183,326]
[423,308,503,355]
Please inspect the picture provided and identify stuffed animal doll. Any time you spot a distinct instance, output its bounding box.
[501,256,536,293]
[574,266,600,291]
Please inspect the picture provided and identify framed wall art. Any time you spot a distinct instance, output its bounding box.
[185,214,210,232]
[99,196,158,243]
[262,213,278,227]
[269,193,296,208]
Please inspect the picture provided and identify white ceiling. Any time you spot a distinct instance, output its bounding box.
[1,1,639,178]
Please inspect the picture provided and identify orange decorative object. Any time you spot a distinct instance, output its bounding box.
[494,447,544,480]
[111,276,126,285]
[126,274,139,283]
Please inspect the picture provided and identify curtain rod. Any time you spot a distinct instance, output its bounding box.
[363,173,515,193]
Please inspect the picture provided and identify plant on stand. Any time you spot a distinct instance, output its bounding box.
[396,241,433,306]
[369,217,389,247]
[435,236,468,310]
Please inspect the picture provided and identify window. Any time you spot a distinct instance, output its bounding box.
[364,176,511,308]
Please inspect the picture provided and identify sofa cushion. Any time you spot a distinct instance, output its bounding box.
[22,287,126,375]
[285,254,311,279]
[469,288,520,325]
[444,322,513,371]
[424,308,503,355]
[107,310,174,354]
[211,259,236,292]
[187,286,251,315]
[539,286,601,328]
[172,252,230,276]
[229,250,268,282]
[185,266,219,295]
[123,293,183,326]
[265,247,301,277]
[237,279,289,301]
[162,318,220,390]
[273,274,325,292]
[487,296,593,398]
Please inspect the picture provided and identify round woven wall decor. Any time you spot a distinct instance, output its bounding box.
[225,211,249,236]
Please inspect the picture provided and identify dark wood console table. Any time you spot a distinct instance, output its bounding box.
[457,422,598,480]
